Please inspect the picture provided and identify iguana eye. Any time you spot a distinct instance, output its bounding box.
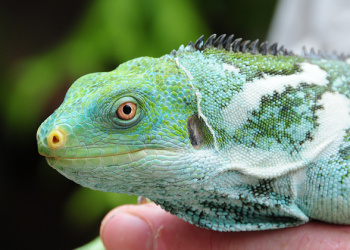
[117,102,137,120]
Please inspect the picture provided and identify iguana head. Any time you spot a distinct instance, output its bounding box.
[37,55,210,194]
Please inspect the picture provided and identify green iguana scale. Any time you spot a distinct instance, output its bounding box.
[37,34,350,231]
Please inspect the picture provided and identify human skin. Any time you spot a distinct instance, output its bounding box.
[100,203,350,250]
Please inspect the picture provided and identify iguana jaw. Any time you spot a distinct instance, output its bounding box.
[44,148,175,169]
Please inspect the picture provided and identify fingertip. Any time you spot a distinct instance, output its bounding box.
[100,206,155,250]
[99,204,227,249]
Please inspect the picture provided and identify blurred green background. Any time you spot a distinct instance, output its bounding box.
[1,0,277,248]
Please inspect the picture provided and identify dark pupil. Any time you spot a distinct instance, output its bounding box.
[123,105,132,114]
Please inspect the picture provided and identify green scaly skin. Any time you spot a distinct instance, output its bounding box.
[37,35,350,231]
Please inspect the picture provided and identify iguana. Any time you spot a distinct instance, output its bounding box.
[37,34,350,231]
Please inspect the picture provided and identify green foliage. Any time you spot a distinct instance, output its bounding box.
[4,0,208,133]
[63,188,137,230]
[76,237,105,250]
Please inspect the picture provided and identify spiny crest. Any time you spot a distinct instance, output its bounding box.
[170,34,293,57]
[170,34,349,61]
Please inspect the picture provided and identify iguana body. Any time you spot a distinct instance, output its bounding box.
[37,34,350,231]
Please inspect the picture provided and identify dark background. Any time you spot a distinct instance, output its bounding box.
[0,0,277,248]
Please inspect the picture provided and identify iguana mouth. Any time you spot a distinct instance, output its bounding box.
[44,148,179,169]
[43,148,166,159]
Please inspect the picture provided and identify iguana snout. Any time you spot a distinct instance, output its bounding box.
[37,124,69,157]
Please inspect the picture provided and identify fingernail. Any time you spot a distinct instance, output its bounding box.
[101,211,154,250]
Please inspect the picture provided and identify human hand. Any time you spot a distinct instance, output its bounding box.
[100,203,350,250]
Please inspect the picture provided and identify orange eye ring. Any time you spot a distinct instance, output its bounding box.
[116,102,137,120]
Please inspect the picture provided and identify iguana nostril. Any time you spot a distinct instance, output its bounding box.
[52,135,59,144]
[47,129,66,149]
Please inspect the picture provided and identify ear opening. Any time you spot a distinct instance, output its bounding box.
[187,115,203,149]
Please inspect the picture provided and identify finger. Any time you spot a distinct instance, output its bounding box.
[100,203,350,250]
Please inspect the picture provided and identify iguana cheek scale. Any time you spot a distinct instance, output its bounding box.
[37,34,350,231]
